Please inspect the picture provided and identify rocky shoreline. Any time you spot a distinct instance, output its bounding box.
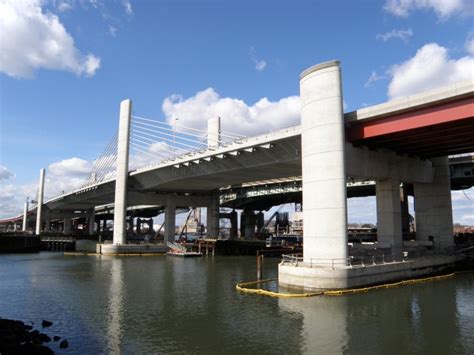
[0,318,68,354]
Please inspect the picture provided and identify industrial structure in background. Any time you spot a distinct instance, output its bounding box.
[1,60,473,290]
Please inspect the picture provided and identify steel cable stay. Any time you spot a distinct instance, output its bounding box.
[81,130,119,187]
[130,124,208,148]
[131,115,246,141]
[130,129,206,151]
[130,139,176,159]
[130,132,190,156]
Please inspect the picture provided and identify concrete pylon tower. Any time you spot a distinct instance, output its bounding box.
[35,169,46,235]
[208,117,221,148]
[299,60,348,264]
[22,198,29,232]
[113,99,132,245]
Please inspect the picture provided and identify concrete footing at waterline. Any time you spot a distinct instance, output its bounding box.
[97,243,169,255]
[278,255,462,291]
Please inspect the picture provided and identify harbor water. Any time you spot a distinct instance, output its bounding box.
[0,252,473,354]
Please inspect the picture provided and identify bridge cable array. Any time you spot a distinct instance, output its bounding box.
[129,115,244,168]
[79,115,245,189]
[81,130,119,188]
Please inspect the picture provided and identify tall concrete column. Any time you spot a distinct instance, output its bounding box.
[64,216,71,235]
[229,210,238,240]
[400,184,410,235]
[376,179,402,254]
[242,209,256,239]
[35,169,46,236]
[207,117,221,148]
[22,198,29,232]
[113,99,132,245]
[206,193,220,237]
[300,60,347,264]
[165,199,176,242]
[414,157,453,250]
[88,208,95,235]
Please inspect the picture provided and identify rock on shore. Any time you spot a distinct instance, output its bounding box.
[0,318,55,354]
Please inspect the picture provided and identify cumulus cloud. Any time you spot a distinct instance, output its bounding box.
[0,0,101,78]
[376,28,413,42]
[465,33,474,55]
[387,42,474,99]
[383,0,473,19]
[0,165,15,180]
[162,88,300,136]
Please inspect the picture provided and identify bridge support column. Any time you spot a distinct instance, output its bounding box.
[400,184,410,235]
[376,179,403,255]
[414,157,453,250]
[113,99,132,245]
[88,208,95,235]
[22,198,29,232]
[165,200,176,242]
[256,211,264,235]
[299,60,347,264]
[206,193,220,238]
[63,216,71,235]
[241,209,255,239]
[35,169,46,236]
[230,210,238,240]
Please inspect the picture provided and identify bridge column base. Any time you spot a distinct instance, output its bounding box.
[278,254,459,291]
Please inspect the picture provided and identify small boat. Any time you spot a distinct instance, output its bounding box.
[167,241,202,257]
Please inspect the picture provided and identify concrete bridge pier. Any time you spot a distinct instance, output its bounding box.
[35,169,46,236]
[63,215,71,235]
[241,209,256,239]
[299,60,348,264]
[414,157,454,250]
[22,198,29,232]
[165,199,176,242]
[230,210,238,239]
[206,192,220,238]
[376,178,403,255]
[88,208,95,235]
[112,99,132,245]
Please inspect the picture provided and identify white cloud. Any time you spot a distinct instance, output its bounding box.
[109,25,117,37]
[365,71,386,88]
[383,0,473,19]
[0,0,101,78]
[387,42,474,99]
[162,88,300,137]
[465,33,474,55]
[48,157,92,177]
[122,0,132,15]
[57,1,73,12]
[0,165,15,180]
[250,47,267,72]
[376,28,413,42]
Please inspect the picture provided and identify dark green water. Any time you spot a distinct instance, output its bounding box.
[0,252,473,354]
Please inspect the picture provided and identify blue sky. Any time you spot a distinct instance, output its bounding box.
[0,0,473,222]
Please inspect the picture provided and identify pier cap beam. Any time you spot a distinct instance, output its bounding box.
[113,99,132,245]
[300,60,348,264]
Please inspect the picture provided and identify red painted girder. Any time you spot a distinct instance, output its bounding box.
[347,96,474,141]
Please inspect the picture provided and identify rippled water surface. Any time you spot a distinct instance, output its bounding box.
[0,252,473,354]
